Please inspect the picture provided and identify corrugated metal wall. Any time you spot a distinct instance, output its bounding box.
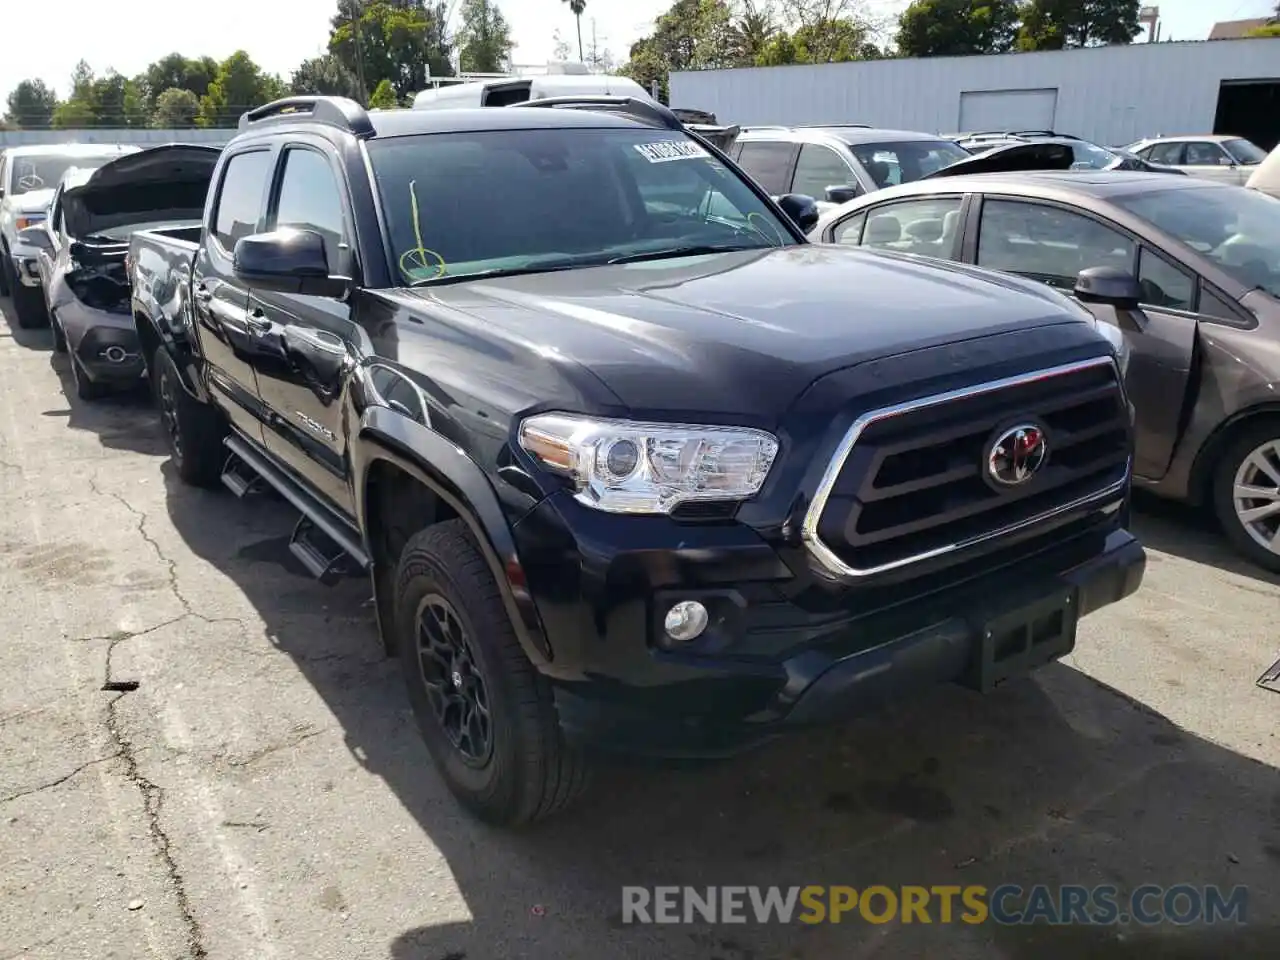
[670,38,1280,147]
[0,128,232,148]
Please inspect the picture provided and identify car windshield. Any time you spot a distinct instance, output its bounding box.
[1112,185,1280,298]
[8,153,120,197]
[1223,138,1267,165]
[1067,141,1122,170]
[847,139,971,187]
[365,127,797,285]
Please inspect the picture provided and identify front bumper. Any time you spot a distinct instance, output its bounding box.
[8,246,42,287]
[516,493,1144,758]
[69,319,146,384]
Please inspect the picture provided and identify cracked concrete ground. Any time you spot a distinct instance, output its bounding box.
[1,298,1278,960]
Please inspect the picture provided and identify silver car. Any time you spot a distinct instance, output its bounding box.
[1122,135,1267,185]
[23,144,220,400]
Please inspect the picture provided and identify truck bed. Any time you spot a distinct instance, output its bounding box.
[129,226,203,318]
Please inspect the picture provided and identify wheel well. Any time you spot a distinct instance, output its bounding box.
[364,459,461,653]
[135,312,162,378]
[1189,407,1280,505]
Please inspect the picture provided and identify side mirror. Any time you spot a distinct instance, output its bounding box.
[776,193,820,233]
[233,228,348,297]
[1074,266,1143,310]
[17,224,52,251]
[824,184,861,205]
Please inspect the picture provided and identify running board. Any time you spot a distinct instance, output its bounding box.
[223,434,370,580]
[221,452,267,498]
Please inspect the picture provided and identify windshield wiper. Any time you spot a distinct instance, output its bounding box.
[607,243,769,265]
[409,262,588,288]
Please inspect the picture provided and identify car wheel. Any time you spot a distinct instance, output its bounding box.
[11,282,48,329]
[153,346,226,487]
[395,519,590,825]
[1212,420,1280,574]
[0,251,11,297]
[50,311,67,353]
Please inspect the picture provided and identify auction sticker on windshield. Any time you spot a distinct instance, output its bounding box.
[634,141,709,163]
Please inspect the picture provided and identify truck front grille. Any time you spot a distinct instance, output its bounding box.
[804,356,1130,578]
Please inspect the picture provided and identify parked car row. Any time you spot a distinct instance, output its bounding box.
[4,93,1151,826]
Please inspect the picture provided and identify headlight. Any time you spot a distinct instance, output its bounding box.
[15,215,45,231]
[1094,320,1131,377]
[518,413,779,514]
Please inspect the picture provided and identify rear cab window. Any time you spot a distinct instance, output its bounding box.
[212,150,273,253]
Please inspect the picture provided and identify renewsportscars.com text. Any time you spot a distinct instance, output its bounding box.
[621,884,1248,926]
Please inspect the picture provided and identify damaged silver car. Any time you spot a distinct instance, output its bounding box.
[23,144,221,400]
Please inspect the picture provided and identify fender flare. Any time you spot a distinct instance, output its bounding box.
[1185,400,1280,504]
[353,405,553,667]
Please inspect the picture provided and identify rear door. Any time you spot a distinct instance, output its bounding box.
[192,145,276,442]
[1181,141,1242,184]
[790,143,862,211]
[248,139,359,516]
[735,139,799,198]
[968,196,1197,481]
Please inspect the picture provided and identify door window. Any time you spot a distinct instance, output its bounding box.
[791,144,853,199]
[855,197,964,257]
[832,212,866,245]
[1184,142,1231,166]
[1144,142,1184,165]
[1137,247,1195,311]
[977,200,1134,288]
[735,141,797,194]
[272,148,347,268]
[213,150,272,252]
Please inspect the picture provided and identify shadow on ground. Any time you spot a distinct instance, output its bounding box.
[154,462,1280,960]
[1129,491,1280,587]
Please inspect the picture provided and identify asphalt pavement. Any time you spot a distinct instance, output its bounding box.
[1,298,1277,960]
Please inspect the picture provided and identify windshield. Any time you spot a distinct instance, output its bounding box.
[1223,138,1267,165]
[8,153,121,197]
[366,127,797,285]
[847,140,972,187]
[1067,141,1122,170]
[1112,185,1280,298]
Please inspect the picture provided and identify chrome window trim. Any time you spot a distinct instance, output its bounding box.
[801,355,1128,579]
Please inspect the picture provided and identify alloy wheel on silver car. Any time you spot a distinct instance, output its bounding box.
[1231,438,1280,557]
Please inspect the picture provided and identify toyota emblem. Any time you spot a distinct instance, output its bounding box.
[986,424,1048,487]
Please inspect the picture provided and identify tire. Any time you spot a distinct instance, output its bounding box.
[395,519,589,825]
[0,251,11,297]
[67,352,106,401]
[50,311,67,353]
[11,281,48,329]
[152,346,226,487]
[1211,419,1280,574]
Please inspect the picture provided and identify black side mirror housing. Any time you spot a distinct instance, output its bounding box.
[16,225,53,251]
[233,228,349,297]
[777,193,820,233]
[824,184,861,205]
[1074,265,1143,311]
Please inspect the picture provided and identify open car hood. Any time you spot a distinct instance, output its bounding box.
[923,141,1076,179]
[62,143,221,239]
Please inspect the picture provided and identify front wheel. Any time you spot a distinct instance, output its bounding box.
[395,519,589,825]
[1212,421,1280,574]
[11,282,48,329]
[153,347,226,487]
[0,252,11,297]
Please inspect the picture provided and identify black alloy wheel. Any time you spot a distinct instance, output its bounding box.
[415,593,493,766]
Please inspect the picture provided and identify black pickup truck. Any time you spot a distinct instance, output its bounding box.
[129,95,1146,825]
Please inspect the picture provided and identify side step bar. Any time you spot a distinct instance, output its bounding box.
[222,434,370,582]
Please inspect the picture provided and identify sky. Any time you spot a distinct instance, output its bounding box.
[2,0,1276,105]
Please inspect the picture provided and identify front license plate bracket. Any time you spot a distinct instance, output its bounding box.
[968,588,1079,693]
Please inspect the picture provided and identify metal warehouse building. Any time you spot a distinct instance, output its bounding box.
[669,38,1280,150]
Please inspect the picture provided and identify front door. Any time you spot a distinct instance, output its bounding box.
[192,147,276,442]
[248,143,359,516]
[971,198,1196,480]
[1181,141,1244,184]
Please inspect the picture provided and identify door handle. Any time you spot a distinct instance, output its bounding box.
[245,309,272,335]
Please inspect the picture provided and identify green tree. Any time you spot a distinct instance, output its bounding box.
[458,0,514,72]
[730,0,781,64]
[1246,24,1280,36]
[50,60,98,128]
[144,53,219,110]
[152,87,202,127]
[199,51,285,127]
[896,0,1020,57]
[561,0,587,61]
[291,55,362,98]
[1018,0,1141,51]
[368,78,400,108]
[330,1,454,103]
[4,79,58,129]
[621,0,757,99]
[82,71,150,128]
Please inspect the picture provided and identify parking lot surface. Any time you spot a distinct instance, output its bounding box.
[1,299,1278,960]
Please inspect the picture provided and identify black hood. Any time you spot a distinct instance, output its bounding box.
[62,143,221,239]
[923,141,1076,179]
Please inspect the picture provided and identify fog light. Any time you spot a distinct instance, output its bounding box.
[102,346,128,363]
[664,600,709,643]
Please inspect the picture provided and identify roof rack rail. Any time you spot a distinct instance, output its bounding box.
[239,96,375,138]
[739,125,790,132]
[514,95,682,131]
[796,122,871,128]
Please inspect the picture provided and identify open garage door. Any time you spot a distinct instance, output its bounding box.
[959,88,1058,134]
[1214,80,1280,151]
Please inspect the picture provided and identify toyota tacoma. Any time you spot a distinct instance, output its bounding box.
[128,95,1146,825]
